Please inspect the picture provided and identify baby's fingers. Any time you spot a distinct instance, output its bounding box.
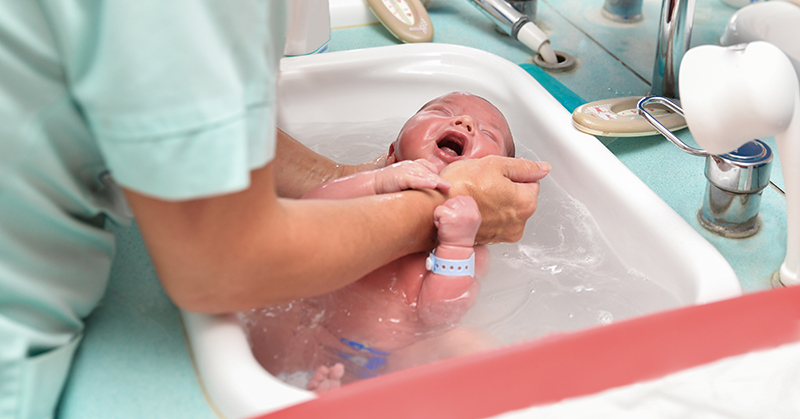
[398,160,451,192]
[442,195,479,212]
[407,160,450,192]
[412,159,441,174]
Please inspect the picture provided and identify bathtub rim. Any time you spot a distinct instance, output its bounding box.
[181,42,742,419]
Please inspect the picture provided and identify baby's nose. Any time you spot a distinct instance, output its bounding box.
[453,115,474,133]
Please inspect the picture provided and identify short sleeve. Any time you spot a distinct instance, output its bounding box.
[50,1,287,200]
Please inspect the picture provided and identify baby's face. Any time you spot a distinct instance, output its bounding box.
[389,93,514,172]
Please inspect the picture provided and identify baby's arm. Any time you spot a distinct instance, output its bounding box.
[417,196,483,325]
[302,159,450,200]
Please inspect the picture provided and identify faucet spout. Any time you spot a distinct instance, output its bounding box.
[651,0,696,98]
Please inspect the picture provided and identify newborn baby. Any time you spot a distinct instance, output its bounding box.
[242,92,518,391]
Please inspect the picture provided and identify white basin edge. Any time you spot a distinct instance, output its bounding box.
[181,43,742,419]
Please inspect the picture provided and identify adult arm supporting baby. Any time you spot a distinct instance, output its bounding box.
[123,131,549,314]
[302,159,451,200]
[271,129,390,198]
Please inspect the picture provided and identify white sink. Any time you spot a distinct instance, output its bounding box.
[181,44,741,419]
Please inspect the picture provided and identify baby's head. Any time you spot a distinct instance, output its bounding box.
[387,92,515,172]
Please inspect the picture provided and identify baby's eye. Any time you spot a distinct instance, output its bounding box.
[428,107,451,116]
[482,129,505,147]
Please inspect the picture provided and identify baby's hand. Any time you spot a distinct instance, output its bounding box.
[434,196,481,247]
[373,159,451,195]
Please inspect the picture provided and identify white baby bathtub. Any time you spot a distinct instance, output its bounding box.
[181,43,741,419]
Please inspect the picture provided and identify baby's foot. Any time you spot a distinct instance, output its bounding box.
[434,196,481,247]
[306,363,345,392]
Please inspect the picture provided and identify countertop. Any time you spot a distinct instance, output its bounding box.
[57,1,788,418]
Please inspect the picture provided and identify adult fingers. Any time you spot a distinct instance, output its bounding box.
[501,158,551,184]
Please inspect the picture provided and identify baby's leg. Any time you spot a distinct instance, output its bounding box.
[307,363,345,392]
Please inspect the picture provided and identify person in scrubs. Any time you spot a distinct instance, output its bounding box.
[0,3,549,418]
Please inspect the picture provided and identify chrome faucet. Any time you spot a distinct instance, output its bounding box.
[602,0,696,98]
[651,0,695,98]
[637,97,774,239]
[641,42,800,288]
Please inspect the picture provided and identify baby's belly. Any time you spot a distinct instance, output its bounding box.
[323,257,450,351]
[322,295,439,351]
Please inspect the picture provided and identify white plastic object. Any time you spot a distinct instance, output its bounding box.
[572,96,687,137]
[468,0,556,64]
[680,42,800,286]
[181,312,315,419]
[365,0,434,43]
[284,0,331,56]
[517,21,556,64]
[182,43,740,419]
[720,0,800,82]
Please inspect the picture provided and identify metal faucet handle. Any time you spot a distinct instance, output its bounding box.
[706,141,773,195]
[638,96,774,238]
[638,95,773,190]
[699,141,773,238]
[637,96,708,156]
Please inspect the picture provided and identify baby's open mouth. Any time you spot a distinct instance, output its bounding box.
[437,135,465,157]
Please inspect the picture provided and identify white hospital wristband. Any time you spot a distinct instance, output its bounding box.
[425,250,475,277]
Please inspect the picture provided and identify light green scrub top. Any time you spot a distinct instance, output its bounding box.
[0,2,286,418]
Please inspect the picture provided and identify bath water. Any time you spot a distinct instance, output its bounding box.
[299,120,681,342]
[244,120,683,386]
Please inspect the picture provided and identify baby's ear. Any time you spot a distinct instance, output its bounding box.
[386,142,398,165]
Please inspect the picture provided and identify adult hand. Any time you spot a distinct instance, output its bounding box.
[438,156,550,244]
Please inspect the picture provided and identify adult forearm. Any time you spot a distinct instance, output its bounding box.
[125,163,443,313]
[125,154,547,313]
[179,194,441,312]
[272,129,346,198]
[254,193,441,303]
[272,129,387,198]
